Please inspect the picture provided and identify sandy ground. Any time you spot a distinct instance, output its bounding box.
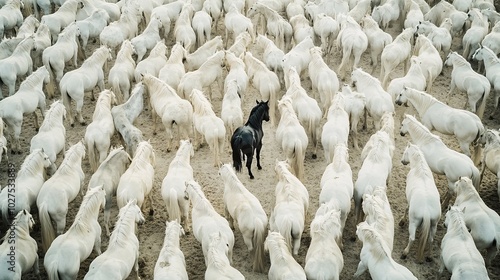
[1,11,500,280]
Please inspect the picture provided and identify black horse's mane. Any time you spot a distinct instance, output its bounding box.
[246,101,269,128]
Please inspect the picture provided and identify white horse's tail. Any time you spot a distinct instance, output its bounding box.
[86,137,99,173]
[471,165,481,191]
[43,56,56,99]
[252,218,266,273]
[213,131,220,166]
[476,88,489,120]
[269,87,278,126]
[110,77,123,104]
[472,125,484,166]
[166,188,181,222]
[308,118,318,158]
[291,141,305,180]
[45,260,61,280]
[39,203,56,253]
[417,213,431,262]
[277,216,294,254]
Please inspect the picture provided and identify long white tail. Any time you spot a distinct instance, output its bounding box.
[476,88,489,120]
[417,214,431,262]
[43,56,56,98]
[86,137,99,173]
[166,188,181,222]
[110,76,124,104]
[252,218,266,272]
[291,140,305,180]
[277,216,294,254]
[46,260,60,280]
[39,203,56,253]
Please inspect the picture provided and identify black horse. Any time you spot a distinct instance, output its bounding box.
[231,100,270,179]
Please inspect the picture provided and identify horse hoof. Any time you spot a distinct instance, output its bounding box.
[70,123,74,127]
[257,166,262,170]
[425,257,433,263]
[249,175,254,179]
[35,128,39,132]
[312,154,317,159]
[398,220,406,227]
[80,122,86,126]
[149,209,154,216]
[400,254,407,260]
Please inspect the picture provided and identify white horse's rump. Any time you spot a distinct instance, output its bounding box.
[309,46,339,117]
[205,232,245,280]
[360,14,392,74]
[412,33,443,93]
[109,40,136,103]
[336,14,368,80]
[478,129,500,198]
[265,231,307,280]
[40,0,81,43]
[130,15,163,63]
[321,95,349,163]
[219,163,268,272]
[379,27,414,89]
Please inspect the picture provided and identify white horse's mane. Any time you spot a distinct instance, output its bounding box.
[19,66,48,90]
[363,194,391,231]
[108,201,140,247]
[17,149,46,178]
[81,46,109,68]
[191,90,216,117]
[357,223,392,262]
[449,52,472,68]
[310,208,342,238]
[404,88,440,116]
[144,74,178,99]
[56,142,85,175]
[70,187,104,234]
[406,143,433,179]
[0,210,31,242]
[220,164,245,192]
[265,232,290,261]
[206,233,229,269]
[445,207,470,241]
[130,141,155,169]
[39,101,65,131]
[158,221,183,264]
[92,90,114,120]
[404,115,442,145]
[365,132,392,162]
[455,178,481,204]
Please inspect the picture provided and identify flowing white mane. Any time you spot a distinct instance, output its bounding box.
[108,201,140,247]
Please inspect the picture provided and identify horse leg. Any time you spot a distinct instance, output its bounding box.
[351,114,360,150]
[401,216,417,260]
[94,229,102,255]
[224,204,235,230]
[398,206,408,227]
[55,214,66,236]
[353,260,368,278]
[75,98,86,126]
[33,112,40,132]
[486,245,497,267]
[104,195,113,236]
[181,199,191,234]
[246,150,254,179]
[256,141,263,170]
[13,123,22,154]
[135,248,141,280]
[458,140,471,157]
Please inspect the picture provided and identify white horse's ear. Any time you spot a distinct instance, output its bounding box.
[131,199,137,205]
[23,209,27,214]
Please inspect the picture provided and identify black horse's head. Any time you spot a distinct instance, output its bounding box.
[252,100,270,122]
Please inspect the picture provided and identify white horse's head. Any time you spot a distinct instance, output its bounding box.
[395,86,411,106]
[401,142,418,165]
[399,114,414,137]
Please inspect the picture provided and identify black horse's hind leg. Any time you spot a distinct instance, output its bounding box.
[256,142,263,170]
[245,151,254,179]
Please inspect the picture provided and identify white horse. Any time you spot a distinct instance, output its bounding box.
[224,50,248,97]
[131,15,162,63]
[424,0,468,36]
[184,35,223,71]
[32,23,51,68]
[0,0,24,39]
[37,141,85,252]
[224,3,255,48]
[371,0,401,30]
[0,149,51,224]
[29,100,66,175]
[0,210,39,280]
[40,0,81,43]
[161,139,193,232]
[351,68,394,130]
[282,36,314,89]
[362,186,394,251]
[116,140,156,215]
[75,9,110,51]
[412,33,443,93]
[0,35,34,98]
[472,45,500,119]
[174,1,196,53]
[248,2,292,51]
[42,22,80,99]
[478,129,500,197]
[16,14,39,38]
[481,21,500,57]
[178,50,225,100]
[244,51,281,125]
[184,180,235,265]
[190,89,225,166]
[289,14,314,46]
[0,37,23,60]
[386,56,427,101]
[111,83,144,156]
[205,232,245,280]
[276,97,308,180]
[444,51,490,119]
[439,206,489,279]
[265,231,307,280]
[309,46,339,117]
[395,86,484,160]
[399,142,441,262]
[337,84,366,150]
[321,95,350,163]
[453,176,500,266]
[253,34,284,81]
[379,27,414,89]
[0,65,48,153]
[354,131,394,225]
[227,31,252,57]
[221,79,244,145]
[270,160,309,255]
[462,8,488,60]
[109,40,136,103]
[153,220,188,280]
[191,3,212,49]
[284,66,322,159]
[360,14,392,74]
[84,90,117,172]
[312,13,339,59]
[404,0,424,29]
[336,14,368,80]
[141,74,193,152]
[60,46,112,127]
[354,221,418,279]
[304,0,348,20]
[219,163,267,272]
[348,0,372,23]
[134,39,168,82]
[399,114,481,207]
[158,42,188,90]
[304,204,344,280]
[99,5,141,55]
[83,200,145,280]
[43,186,106,280]
[415,19,452,57]
[319,143,353,243]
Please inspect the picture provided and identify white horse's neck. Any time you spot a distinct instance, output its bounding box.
[57,144,84,174]
[19,68,47,91]
[405,117,440,145]
[405,89,436,117]
[193,93,216,116]
[479,48,500,68]
[167,46,185,64]
[17,152,46,179]
[267,238,291,263]
[70,191,103,234]
[408,147,433,179]
[109,205,139,247]
[446,211,470,240]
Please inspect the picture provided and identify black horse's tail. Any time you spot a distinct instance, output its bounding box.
[231,136,243,172]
